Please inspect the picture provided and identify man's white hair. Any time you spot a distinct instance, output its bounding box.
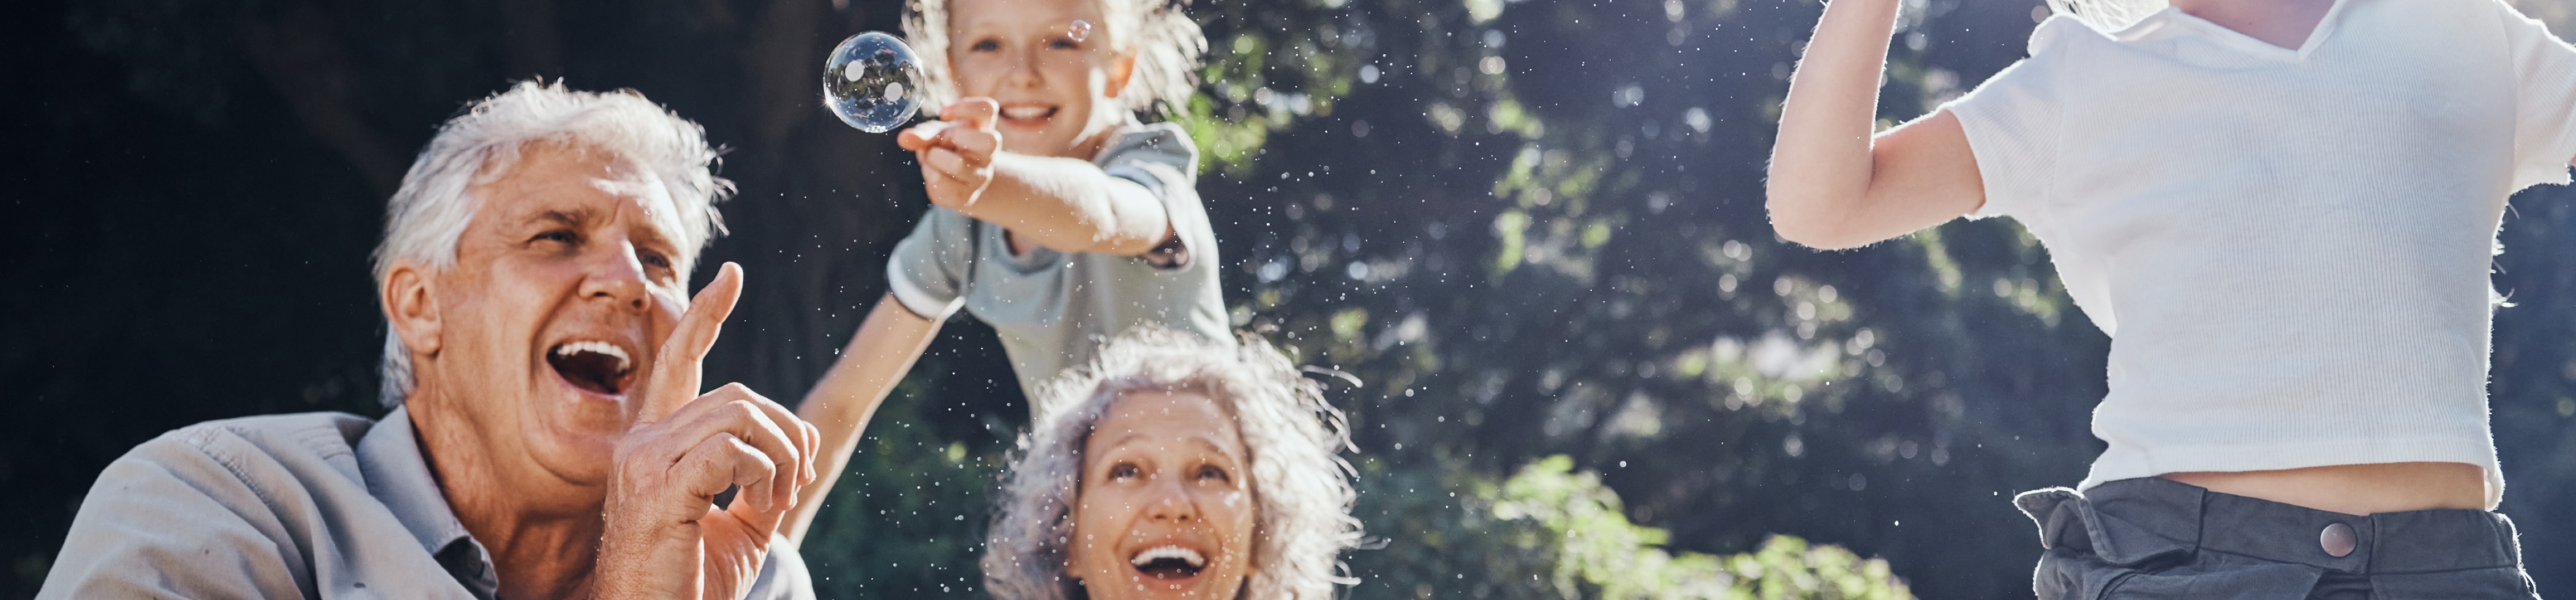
[372,80,732,408]
[983,329,1363,600]
[903,0,1207,114]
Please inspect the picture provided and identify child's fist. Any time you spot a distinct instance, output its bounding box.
[902,98,1002,211]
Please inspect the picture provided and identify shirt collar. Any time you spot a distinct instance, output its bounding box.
[357,405,501,598]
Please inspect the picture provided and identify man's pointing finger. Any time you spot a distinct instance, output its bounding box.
[637,261,744,426]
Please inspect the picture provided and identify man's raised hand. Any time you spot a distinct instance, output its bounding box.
[595,262,821,600]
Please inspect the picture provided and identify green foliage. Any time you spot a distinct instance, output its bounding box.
[795,328,1026,599]
[15,0,2576,598]
[1172,0,1360,176]
[1202,0,2087,594]
[1344,454,1560,599]
[796,398,1003,596]
[1345,455,1908,600]
[1494,457,1908,600]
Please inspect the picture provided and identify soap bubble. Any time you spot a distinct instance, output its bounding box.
[1068,20,1093,42]
[822,32,925,133]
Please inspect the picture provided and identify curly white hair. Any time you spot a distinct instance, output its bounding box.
[902,0,1207,114]
[982,329,1363,600]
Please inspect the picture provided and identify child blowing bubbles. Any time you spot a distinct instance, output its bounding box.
[784,0,1223,542]
[1768,0,2574,595]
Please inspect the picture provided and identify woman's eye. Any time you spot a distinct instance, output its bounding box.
[1110,464,1140,479]
[533,230,577,246]
[970,39,1000,52]
[1196,465,1229,482]
[1047,38,1078,50]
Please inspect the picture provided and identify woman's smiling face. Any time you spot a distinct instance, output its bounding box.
[944,0,1133,158]
[1067,391,1259,599]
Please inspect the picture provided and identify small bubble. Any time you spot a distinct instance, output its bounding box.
[1068,20,1093,42]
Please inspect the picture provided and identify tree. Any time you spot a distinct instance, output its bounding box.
[12,0,2576,598]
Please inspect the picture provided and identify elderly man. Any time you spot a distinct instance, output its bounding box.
[38,82,820,599]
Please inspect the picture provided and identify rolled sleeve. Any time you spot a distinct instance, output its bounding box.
[1097,123,1212,270]
[1945,17,2076,221]
[885,207,972,320]
[2502,0,2576,190]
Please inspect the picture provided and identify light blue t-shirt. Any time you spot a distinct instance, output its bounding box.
[885,122,1229,402]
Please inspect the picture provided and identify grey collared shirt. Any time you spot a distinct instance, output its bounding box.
[39,408,813,599]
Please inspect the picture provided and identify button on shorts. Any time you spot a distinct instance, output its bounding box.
[2015,477,2539,599]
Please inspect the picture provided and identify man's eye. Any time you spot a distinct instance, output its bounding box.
[637,251,672,270]
[532,230,577,245]
[970,39,1000,51]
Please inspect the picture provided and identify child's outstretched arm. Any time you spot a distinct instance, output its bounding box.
[782,293,944,542]
[1767,0,1986,250]
[900,99,1173,257]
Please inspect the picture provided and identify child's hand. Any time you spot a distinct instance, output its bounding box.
[897,98,1001,211]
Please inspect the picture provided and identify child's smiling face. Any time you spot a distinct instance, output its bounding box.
[946,0,1134,158]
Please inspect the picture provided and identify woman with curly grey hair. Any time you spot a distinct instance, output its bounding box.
[983,329,1363,600]
[784,0,1228,542]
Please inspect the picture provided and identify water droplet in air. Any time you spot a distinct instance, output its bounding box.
[822,32,925,133]
[1068,20,1093,42]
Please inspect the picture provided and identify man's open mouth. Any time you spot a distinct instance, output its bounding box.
[1128,545,1206,580]
[547,340,634,396]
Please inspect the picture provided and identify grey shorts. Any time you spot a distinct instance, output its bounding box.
[2015,477,2540,599]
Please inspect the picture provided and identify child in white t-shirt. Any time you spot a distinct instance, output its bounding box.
[1768,0,2571,595]
[782,0,1228,542]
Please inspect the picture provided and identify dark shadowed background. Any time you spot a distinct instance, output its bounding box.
[8,0,2576,597]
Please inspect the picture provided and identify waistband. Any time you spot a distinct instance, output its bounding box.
[2015,477,2521,574]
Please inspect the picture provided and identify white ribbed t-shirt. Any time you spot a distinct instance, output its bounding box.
[1944,0,2576,507]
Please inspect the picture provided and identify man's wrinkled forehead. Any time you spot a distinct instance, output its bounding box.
[483,140,696,262]
[589,161,693,260]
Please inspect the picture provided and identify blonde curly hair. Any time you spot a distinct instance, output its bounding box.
[902,0,1207,114]
[982,329,1363,600]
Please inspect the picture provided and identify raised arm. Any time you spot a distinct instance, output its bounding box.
[781,293,946,542]
[901,100,1173,256]
[977,153,1172,255]
[1767,0,1985,250]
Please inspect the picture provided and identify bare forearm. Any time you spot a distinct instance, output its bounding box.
[782,296,943,542]
[957,152,1170,255]
[1767,0,1902,248]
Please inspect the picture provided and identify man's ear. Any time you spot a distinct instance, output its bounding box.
[1103,51,1139,100]
[383,260,443,360]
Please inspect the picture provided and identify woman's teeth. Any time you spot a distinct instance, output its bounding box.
[1129,545,1206,568]
[1000,105,1055,120]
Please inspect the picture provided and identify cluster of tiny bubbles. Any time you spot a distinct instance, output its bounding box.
[822,32,925,133]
